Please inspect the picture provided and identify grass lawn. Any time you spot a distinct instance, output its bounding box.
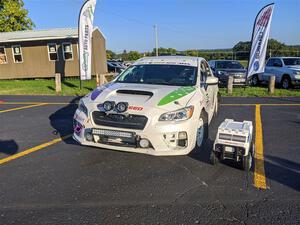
[0,78,97,96]
[220,86,300,97]
[0,78,299,97]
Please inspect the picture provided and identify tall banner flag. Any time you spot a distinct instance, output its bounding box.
[79,0,97,80]
[247,3,274,80]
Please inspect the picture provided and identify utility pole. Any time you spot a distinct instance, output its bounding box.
[154,24,158,57]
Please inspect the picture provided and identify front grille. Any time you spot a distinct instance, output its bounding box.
[92,111,148,130]
[233,73,246,78]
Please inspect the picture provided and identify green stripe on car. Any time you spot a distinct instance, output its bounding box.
[158,86,196,106]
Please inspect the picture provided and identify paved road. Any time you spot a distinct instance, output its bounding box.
[0,96,299,225]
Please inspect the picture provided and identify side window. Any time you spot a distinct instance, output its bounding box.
[47,43,59,61]
[201,61,212,81]
[12,45,23,63]
[266,59,274,67]
[274,58,282,67]
[0,46,8,64]
[200,61,211,83]
[62,43,73,61]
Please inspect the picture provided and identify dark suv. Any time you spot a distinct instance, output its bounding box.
[208,60,247,86]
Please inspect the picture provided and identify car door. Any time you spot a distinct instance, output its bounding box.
[200,60,216,115]
[263,58,275,81]
[272,58,284,82]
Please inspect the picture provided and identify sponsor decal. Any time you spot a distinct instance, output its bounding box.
[247,4,274,79]
[254,61,260,72]
[91,83,114,101]
[158,86,196,106]
[79,0,97,80]
[74,113,85,123]
[128,106,144,111]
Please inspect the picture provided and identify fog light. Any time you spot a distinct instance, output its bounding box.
[178,132,187,140]
[103,101,115,111]
[85,129,93,142]
[178,132,187,147]
[139,139,150,148]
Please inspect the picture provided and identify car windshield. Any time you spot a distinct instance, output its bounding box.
[116,64,197,86]
[283,58,300,66]
[216,61,244,69]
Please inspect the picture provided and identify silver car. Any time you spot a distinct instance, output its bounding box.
[254,57,300,89]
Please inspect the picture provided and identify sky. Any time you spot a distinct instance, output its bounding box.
[23,0,300,52]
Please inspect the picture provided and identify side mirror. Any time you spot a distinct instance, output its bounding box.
[211,67,215,71]
[206,76,219,85]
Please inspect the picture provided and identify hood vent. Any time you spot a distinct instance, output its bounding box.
[117,89,153,97]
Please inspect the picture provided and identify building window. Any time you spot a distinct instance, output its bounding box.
[47,43,59,61]
[62,43,73,61]
[12,45,23,63]
[0,46,8,64]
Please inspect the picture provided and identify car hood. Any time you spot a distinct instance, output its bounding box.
[216,69,247,74]
[286,65,300,71]
[82,82,197,113]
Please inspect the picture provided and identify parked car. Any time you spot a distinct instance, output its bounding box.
[73,56,219,156]
[107,61,125,73]
[208,60,247,86]
[253,57,300,89]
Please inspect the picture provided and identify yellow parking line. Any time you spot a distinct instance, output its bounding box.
[258,103,300,106]
[254,104,267,190]
[0,103,48,113]
[0,135,71,165]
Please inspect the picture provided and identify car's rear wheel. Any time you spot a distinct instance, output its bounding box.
[281,76,291,89]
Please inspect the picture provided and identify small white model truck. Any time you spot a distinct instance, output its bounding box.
[210,119,254,171]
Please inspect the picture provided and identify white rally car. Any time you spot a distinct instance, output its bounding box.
[73,56,219,156]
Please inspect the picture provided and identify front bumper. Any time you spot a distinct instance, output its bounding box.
[291,79,300,86]
[219,77,246,86]
[73,110,199,156]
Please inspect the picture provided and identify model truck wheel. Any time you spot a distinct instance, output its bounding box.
[210,151,219,165]
[242,150,253,171]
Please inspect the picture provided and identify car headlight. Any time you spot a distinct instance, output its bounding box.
[78,99,88,116]
[159,106,194,121]
[217,71,228,76]
[293,71,300,78]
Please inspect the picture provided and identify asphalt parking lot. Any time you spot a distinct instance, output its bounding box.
[0,95,300,225]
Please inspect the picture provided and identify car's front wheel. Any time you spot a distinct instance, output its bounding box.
[250,74,260,86]
[196,112,208,150]
[281,76,291,89]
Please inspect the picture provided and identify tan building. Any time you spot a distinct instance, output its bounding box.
[0,28,107,79]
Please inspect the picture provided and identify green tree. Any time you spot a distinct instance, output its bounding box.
[0,0,35,32]
[106,50,116,60]
[126,51,142,61]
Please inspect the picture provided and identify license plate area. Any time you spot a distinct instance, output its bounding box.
[92,129,137,147]
[234,78,245,83]
[225,146,234,153]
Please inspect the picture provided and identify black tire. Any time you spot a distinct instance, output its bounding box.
[281,76,291,89]
[194,111,209,152]
[241,150,253,171]
[250,74,260,86]
[210,151,219,165]
[214,92,221,117]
